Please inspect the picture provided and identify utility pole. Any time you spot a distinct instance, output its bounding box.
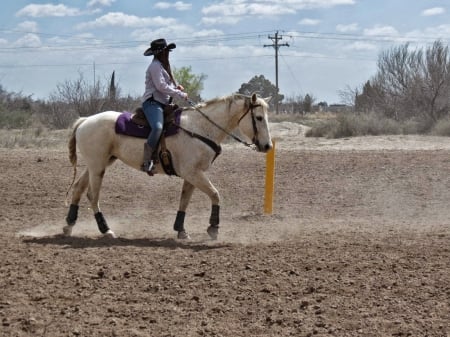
[93,61,96,86]
[264,31,289,114]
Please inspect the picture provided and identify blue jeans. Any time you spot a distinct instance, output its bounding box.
[142,99,164,149]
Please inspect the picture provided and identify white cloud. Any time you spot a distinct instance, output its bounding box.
[17,21,39,33]
[405,24,450,43]
[87,0,116,7]
[299,18,321,26]
[47,32,102,46]
[201,16,241,26]
[422,7,445,17]
[202,0,354,15]
[364,24,398,37]
[154,1,192,11]
[336,23,359,33]
[16,4,82,18]
[202,3,294,17]
[192,29,224,38]
[130,23,195,42]
[345,41,377,51]
[201,0,354,25]
[423,24,450,37]
[290,0,356,9]
[13,33,41,48]
[76,12,177,29]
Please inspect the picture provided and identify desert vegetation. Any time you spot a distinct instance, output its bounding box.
[3,40,450,145]
[303,40,450,138]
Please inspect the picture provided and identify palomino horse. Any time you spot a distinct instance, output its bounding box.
[64,93,272,240]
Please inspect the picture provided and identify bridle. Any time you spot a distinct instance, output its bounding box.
[187,98,262,149]
[238,101,261,148]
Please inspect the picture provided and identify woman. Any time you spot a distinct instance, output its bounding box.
[142,38,188,172]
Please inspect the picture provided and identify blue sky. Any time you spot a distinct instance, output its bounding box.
[1,0,450,104]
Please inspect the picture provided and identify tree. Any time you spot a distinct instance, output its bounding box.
[280,93,316,114]
[302,94,315,113]
[237,75,283,108]
[173,66,207,103]
[109,70,117,102]
[355,41,450,122]
[354,80,384,113]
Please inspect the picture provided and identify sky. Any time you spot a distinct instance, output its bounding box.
[1,0,450,105]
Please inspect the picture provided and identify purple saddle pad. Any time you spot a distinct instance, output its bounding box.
[115,109,182,139]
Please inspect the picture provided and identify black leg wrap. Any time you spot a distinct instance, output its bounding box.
[66,204,79,226]
[173,211,186,232]
[94,212,110,234]
[209,205,220,227]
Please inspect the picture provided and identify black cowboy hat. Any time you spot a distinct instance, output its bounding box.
[143,38,176,56]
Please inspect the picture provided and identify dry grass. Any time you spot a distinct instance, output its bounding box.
[303,112,406,138]
[268,111,336,128]
[0,128,69,148]
[3,112,449,149]
[431,118,450,136]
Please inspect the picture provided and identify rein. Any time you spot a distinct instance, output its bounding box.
[187,99,260,149]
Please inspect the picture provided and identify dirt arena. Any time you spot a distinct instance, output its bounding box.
[1,123,450,336]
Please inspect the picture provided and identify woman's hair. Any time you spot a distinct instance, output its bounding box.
[155,50,176,85]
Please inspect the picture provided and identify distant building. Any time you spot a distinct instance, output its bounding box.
[327,104,352,113]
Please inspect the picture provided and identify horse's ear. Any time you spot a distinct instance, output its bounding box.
[251,93,258,104]
[263,96,272,104]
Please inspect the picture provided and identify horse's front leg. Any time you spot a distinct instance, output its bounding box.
[174,180,195,239]
[184,171,220,240]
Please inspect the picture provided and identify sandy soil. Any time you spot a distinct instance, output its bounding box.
[1,123,449,336]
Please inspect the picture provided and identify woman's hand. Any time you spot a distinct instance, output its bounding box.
[176,84,185,91]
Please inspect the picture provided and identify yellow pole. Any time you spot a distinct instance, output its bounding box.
[264,139,276,214]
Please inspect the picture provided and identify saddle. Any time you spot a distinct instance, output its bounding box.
[115,104,222,176]
[131,104,179,128]
[115,104,182,176]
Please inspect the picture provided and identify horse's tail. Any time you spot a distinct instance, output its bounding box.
[65,117,87,205]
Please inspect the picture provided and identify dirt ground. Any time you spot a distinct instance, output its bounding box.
[1,123,449,337]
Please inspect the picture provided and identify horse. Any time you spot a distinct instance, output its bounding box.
[63,93,273,240]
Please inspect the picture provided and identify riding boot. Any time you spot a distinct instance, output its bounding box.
[142,143,154,172]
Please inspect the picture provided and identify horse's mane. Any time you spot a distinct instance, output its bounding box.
[197,93,248,110]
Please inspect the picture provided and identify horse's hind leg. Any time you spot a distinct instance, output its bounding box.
[173,180,195,239]
[87,169,116,238]
[63,169,89,236]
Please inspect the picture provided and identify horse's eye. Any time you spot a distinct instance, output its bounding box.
[256,116,263,122]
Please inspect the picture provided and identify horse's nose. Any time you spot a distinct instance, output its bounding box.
[264,143,272,152]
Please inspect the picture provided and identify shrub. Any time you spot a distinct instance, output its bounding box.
[304,118,339,138]
[431,118,450,136]
[305,112,402,138]
[0,109,33,129]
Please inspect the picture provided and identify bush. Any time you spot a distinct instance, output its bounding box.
[431,118,450,136]
[0,109,33,129]
[305,112,402,138]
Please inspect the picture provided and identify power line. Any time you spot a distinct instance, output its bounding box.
[1,28,448,55]
[279,53,302,95]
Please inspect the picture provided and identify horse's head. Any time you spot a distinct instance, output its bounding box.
[238,93,273,153]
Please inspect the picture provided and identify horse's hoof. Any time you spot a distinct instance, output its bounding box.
[177,230,191,240]
[103,230,116,239]
[207,226,219,240]
[62,225,73,237]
